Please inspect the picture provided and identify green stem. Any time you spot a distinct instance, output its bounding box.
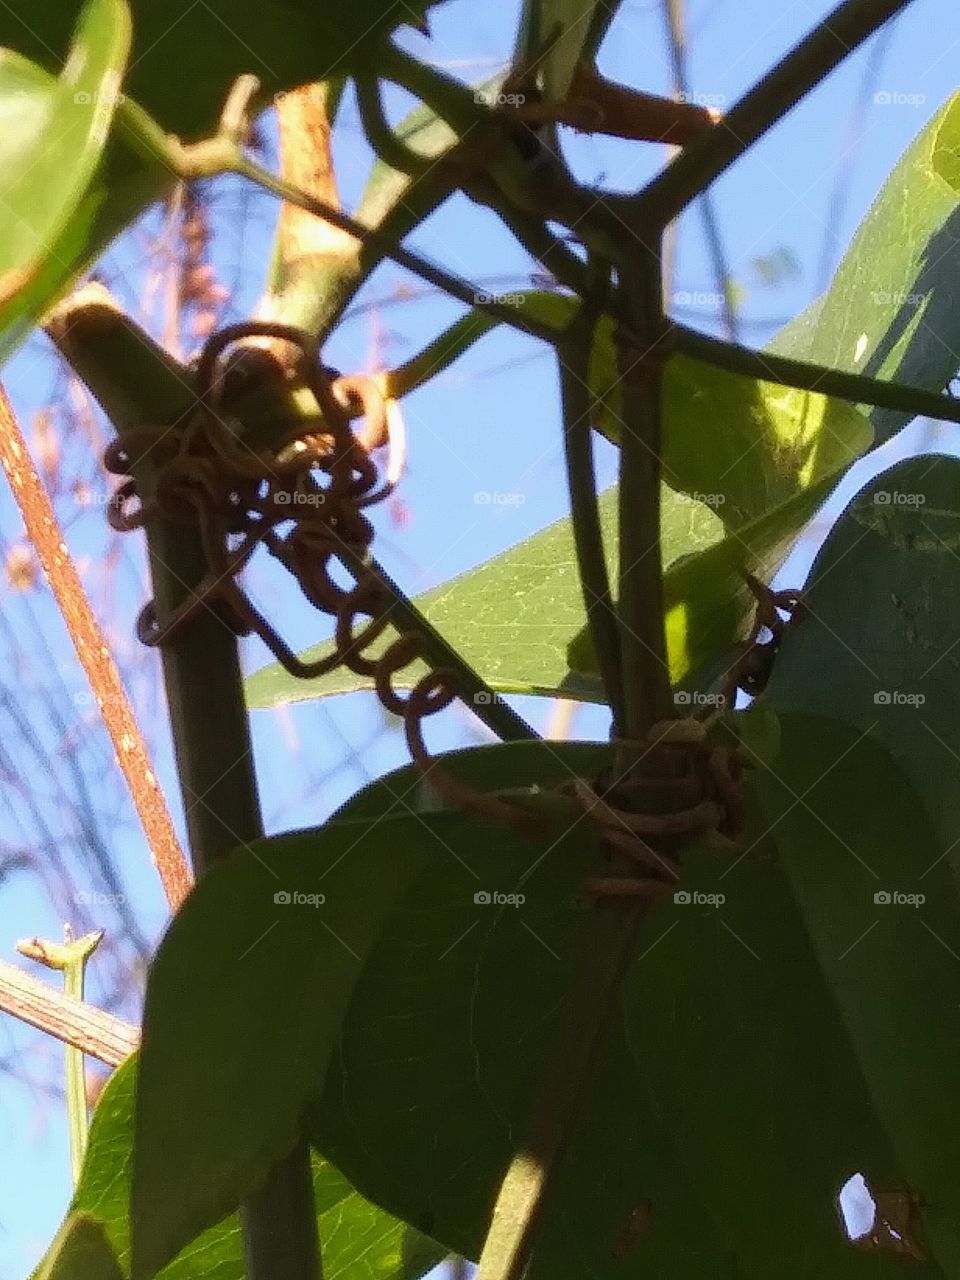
[557,293,624,728]
[335,549,540,744]
[115,93,557,343]
[638,0,914,224]
[18,930,104,1185]
[616,247,675,750]
[674,323,960,428]
[46,294,321,1280]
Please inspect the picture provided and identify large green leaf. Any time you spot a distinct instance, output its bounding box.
[769,93,960,444]
[310,746,739,1276]
[131,820,437,1279]
[311,731,949,1273]
[0,0,130,355]
[621,830,940,1275]
[246,468,843,710]
[329,738,613,822]
[759,454,960,875]
[35,1214,124,1280]
[0,1,446,141]
[392,293,873,528]
[35,1056,442,1280]
[754,714,960,1270]
[245,484,720,709]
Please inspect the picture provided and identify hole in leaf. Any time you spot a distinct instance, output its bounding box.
[837,1173,927,1262]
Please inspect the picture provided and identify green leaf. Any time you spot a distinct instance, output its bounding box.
[391,293,874,528]
[622,830,940,1275]
[310,746,738,1275]
[35,1213,124,1280]
[769,92,960,444]
[131,820,436,1279]
[0,0,130,356]
[330,738,613,823]
[244,484,721,709]
[0,1,447,141]
[758,454,960,875]
[35,1056,443,1280]
[755,714,960,1270]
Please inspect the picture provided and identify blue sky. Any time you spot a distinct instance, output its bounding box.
[1,0,958,1274]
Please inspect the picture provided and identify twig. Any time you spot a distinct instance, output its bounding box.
[0,385,192,912]
[556,289,623,728]
[673,323,960,426]
[638,0,915,224]
[115,93,559,345]
[45,291,321,1280]
[0,956,138,1067]
[18,931,105,1182]
[662,0,738,340]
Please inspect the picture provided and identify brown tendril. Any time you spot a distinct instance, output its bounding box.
[103,321,533,833]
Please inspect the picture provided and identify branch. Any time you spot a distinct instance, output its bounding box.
[0,957,139,1067]
[638,0,915,224]
[45,289,321,1280]
[674,324,960,426]
[116,91,559,344]
[0,385,192,912]
[557,291,623,728]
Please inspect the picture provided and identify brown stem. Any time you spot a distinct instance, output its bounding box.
[0,957,139,1067]
[0,385,192,912]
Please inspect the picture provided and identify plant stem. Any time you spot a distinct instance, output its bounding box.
[638,0,914,224]
[334,548,540,744]
[673,323,960,427]
[116,93,557,344]
[615,246,675,750]
[0,385,192,911]
[557,297,624,728]
[18,931,104,1183]
[46,292,321,1279]
[0,956,139,1067]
